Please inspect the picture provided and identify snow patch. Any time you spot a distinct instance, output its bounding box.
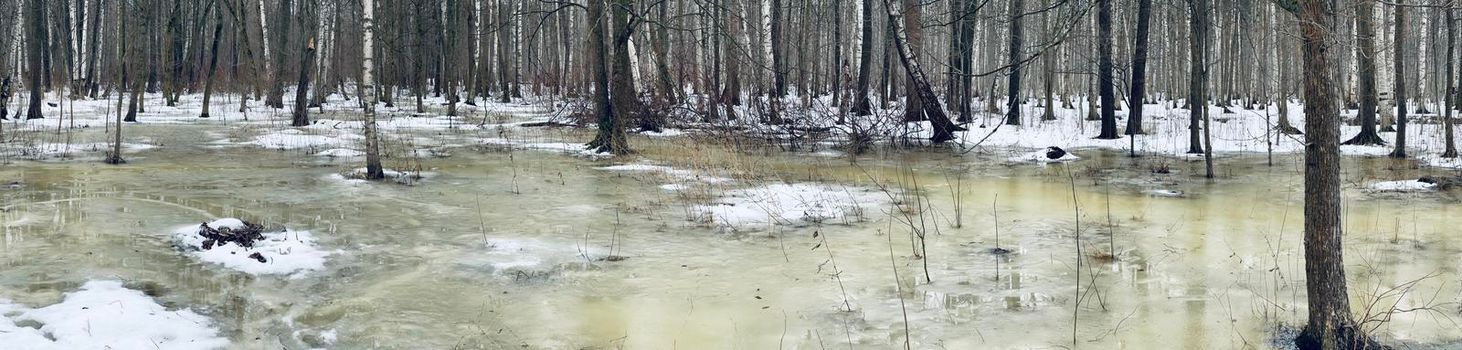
[171,219,330,278]
[315,148,365,158]
[0,280,229,350]
[1142,189,1186,197]
[598,163,731,183]
[1367,180,1436,192]
[693,183,884,229]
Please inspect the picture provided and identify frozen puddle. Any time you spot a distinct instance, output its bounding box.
[460,238,607,280]
[0,280,229,350]
[693,183,885,229]
[171,218,330,278]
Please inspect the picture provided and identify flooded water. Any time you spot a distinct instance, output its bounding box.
[2,119,1460,349]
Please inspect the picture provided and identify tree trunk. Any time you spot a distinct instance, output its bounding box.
[900,0,923,122]
[362,0,384,180]
[1343,0,1385,145]
[770,0,785,97]
[1186,0,1207,154]
[267,0,292,108]
[1126,0,1152,135]
[1294,0,1379,347]
[1095,0,1118,139]
[24,0,45,120]
[850,0,874,116]
[290,0,316,127]
[586,0,629,154]
[1444,10,1456,158]
[1390,0,1408,158]
[1004,0,1023,126]
[884,0,962,143]
[201,4,224,118]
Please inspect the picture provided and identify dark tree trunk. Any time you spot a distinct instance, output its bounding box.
[85,0,103,97]
[201,5,224,118]
[1095,0,1118,139]
[290,0,316,127]
[25,0,45,120]
[1294,0,1381,347]
[610,0,650,130]
[1444,10,1457,158]
[652,0,677,105]
[1005,0,1023,126]
[586,0,628,154]
[1126,0,1152,135]
[1343,0,1385,145]
[1186,0,1207,154]
[1390,0,1408,158]
[267,0,292,108]
[770,0,785,97]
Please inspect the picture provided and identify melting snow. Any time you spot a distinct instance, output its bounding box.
[1367,180,1436,192]
[693,183,884,229]
[0,280,229,350]
[172,218,330,278]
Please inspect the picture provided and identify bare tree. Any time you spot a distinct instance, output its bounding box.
[1390,0,1408,158]
[586,0,629,154]
[884,0,963,143]
[1293,0,1383,347]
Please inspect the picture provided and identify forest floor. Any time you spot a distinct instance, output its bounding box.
[3,90,1455,172]
[2,90,1460,349]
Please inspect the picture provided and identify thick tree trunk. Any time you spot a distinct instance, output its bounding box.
[1004,0,1023,126]
[362,0,384,180]
[201,6,224,118]
[1445,10,1457,158]
[290,0,316,127]
[1294,0,1380,347]
[652,0,677,105]
[24,0,45,120]
[1186,0,1207,154]
[770,0,785,97]
[586,0,629,154]
[1095,0,1118,139]
[884,0,962,143]
[956,0,975,123]
[1344,0,1385,145]
[1391,0,1408,158]
[1126,0,1152,135]
[267,0,292,108]
[85,0,103,98]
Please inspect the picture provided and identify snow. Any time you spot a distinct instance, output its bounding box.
[1367,180,1436,192]
[1142,189,1186,197]
[338,167,432,185]
[0,280,229,350]
[315,148,365,158]
[250,130,362,150]
[476,138,608,158]
[598,163,732,183]
[641,128,687,137]
[693,183,885,229]
[171,218,330,278]
[2,142,158,160]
